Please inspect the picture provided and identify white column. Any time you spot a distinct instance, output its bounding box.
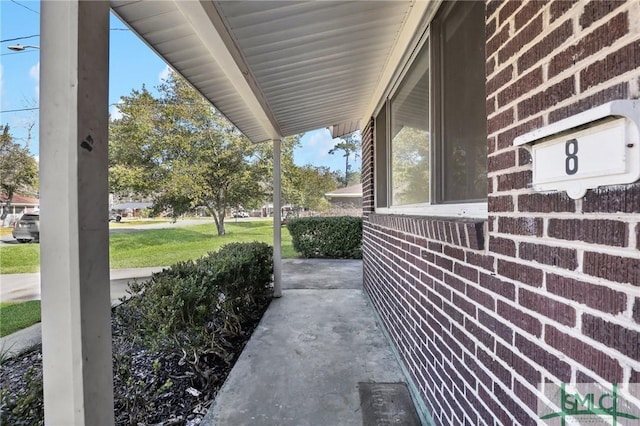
[40,2,114,424]
[273,138,282,297]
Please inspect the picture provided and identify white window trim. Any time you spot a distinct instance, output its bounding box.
[376,202,488,219]
[374,1,488,220]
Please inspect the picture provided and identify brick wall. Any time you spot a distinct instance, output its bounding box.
[362,1,640,425]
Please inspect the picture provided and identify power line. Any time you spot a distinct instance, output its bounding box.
[0,108,39,113]
[9,0,39,15]
[0,34,39,43]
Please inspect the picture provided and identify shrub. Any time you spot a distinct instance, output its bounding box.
[115,242,273,360]
[286,216,362,259]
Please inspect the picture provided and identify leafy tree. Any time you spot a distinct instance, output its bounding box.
[0,125,38,220]
[109,74,266,235]
[328,131,361,187]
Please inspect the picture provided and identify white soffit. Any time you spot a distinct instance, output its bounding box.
[111,1,422,143]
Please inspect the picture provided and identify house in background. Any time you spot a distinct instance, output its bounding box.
[0,193,39,226]
[325,183,363,209]
[37,1,640,424]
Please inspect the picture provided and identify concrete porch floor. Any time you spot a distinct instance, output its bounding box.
[202,258,417,425]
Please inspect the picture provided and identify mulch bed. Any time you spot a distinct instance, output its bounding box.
[0,297,271,426]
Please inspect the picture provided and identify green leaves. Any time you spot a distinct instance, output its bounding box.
[0,125,38,218]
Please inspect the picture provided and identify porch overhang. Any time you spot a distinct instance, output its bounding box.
[110,0,435,142]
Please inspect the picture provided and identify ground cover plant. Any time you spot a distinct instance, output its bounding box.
[0,242,274,425]
[0,220,294,274]
[0,301,41,337]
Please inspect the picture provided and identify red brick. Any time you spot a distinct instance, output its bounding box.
[498,259,543,287]
[517,20,573,73]
[486,0,501,19]
[581,40,640,92]
[518,76,575,121]
[496,116,544,150]
[486,16,497,41]
[549,82,628,124]
[515,1,545,29]
[519,288,576,327]
[488,108,515,135]
[550,0,578,23]
[582,314,639,360]
[637,224,640,250]
[486,96,496,115]
[519,242,578,270]
[548,218,628,247]
[583,251,640,286]
[478,310,513,343]
[497,300,542,337]
[479,273,516,300]
[494,384,537,426]
[489,236,516,257]
[466,252,494,272]
[518,193,575,213]
[467,284,495,311]
[498,216,542,236]
[545,325,623,383]
[479,387,512,426]
[454,263,479,284]
[444,246,464,261]
[498,14,543,64]
[498,0,520,25]
[489,195,514,212]
[579,0,625,29]
[634,298,640,324]
[583,184,640,214]
[478,346,511,386]
[465,318,495,350]
[488,150,516,173]
[515,333,571,382]
[497,67,543,107]
[514,381,538,412]
[497,342,541,384]
[546,273,627,315]
[487,64,513,96]
[549,12,629,78]
[486,56,496,77]
[496,170,532,192]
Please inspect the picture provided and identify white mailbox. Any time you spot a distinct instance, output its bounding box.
[514,100,640,199]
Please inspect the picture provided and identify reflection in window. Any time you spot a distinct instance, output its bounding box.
[390,42,430,206]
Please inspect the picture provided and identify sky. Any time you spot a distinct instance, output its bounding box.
[0,0,359,173]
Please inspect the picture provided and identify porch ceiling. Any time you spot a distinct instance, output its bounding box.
[110,1,426,143]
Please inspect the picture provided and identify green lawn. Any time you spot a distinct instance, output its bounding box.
[0,301,41,337]
[0,220,295,274]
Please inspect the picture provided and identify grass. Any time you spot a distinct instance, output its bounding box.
[1,220,296,274]
[108,219,170,227]
[0,301,41,337]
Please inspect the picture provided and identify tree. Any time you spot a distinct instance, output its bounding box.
[0,125,39,221]
[109,74,267,235]
[328,131,361,187]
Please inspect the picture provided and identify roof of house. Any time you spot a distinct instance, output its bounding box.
[325,183,363,198]
[0,193,40,205]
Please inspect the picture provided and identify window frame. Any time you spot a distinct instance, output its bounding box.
[374,1,487,219]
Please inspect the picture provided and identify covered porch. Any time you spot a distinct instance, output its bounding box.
[38,1,430,424]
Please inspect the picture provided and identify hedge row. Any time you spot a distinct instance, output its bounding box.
[286,216,362,259]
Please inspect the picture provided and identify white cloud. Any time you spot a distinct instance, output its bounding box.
[110,101,124,121]
[158,65,171,82]
[29,62,40,101]
[306,128,338,160]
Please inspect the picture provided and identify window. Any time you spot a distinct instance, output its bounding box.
[375,0,486,216]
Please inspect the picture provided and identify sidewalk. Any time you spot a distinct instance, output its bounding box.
[202,259,422,425]
[1,259,423,425]
[0,266,166,358]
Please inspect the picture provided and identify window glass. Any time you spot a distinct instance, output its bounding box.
[439,1,487,202]
[390,42,430,206]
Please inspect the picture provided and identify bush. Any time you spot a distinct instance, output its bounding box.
[115,242,273,359]
[286,216,362,259]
